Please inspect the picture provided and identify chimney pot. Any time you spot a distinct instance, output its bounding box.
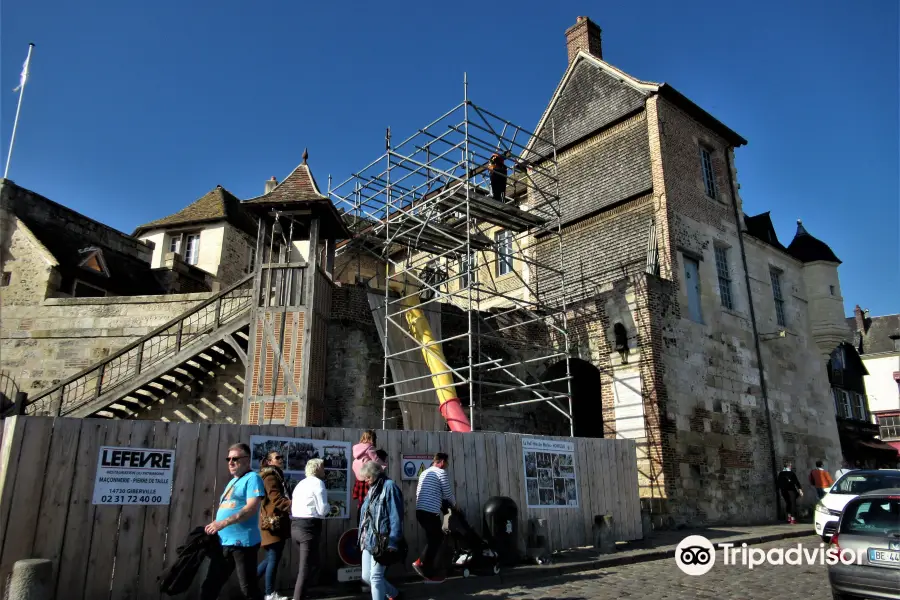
[565,16,603,64]
[265,177,278,194]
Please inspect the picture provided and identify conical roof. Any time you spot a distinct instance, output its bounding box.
[786,220,840,264]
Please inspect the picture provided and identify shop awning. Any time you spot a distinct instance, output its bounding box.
[859,439,900,454]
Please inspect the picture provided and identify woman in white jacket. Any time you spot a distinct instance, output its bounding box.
[290,458,329,600]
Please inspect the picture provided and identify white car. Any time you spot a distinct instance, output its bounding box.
[814,469,900,541]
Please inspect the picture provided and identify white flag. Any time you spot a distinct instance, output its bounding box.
[13,52,31,93]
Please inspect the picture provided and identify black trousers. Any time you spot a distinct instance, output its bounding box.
[416,509,444,576]
[200,544,263,600]
[292,518,322,600]
[781,489,799,518]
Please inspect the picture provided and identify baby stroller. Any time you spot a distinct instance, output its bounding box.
[442,509,501,578]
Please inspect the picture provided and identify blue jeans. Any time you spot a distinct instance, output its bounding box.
[256,539,285,596]
[361,549,398,600]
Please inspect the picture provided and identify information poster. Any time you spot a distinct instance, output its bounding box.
[93,446,175,505]
[521,437,578,508]
[400,454,433,481]
[250,435,351,519]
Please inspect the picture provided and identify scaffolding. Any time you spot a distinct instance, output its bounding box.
[329,79,574,435]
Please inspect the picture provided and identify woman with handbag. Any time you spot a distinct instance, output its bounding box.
[291,458,330,600]
[257,450,292,600]
[358,461,405,600]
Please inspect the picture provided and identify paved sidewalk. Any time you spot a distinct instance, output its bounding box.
[314,522,815,599]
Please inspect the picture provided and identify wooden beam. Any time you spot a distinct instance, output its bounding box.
[223,334,248,367]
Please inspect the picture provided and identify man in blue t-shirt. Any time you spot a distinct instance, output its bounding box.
[200,442,265,600]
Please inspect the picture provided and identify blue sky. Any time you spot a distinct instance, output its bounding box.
[2,0,897,316]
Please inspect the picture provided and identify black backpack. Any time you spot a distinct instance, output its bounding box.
[158,526,219,595]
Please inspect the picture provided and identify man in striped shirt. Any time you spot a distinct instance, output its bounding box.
[412,452,457,580]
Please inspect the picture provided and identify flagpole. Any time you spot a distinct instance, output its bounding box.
[4,43,35,180]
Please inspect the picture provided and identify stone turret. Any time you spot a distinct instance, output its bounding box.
[788,220,848,357]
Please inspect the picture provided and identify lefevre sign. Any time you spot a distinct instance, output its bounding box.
[92,446,175,505]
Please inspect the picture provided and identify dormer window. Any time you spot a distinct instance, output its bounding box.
[78,247,109,277]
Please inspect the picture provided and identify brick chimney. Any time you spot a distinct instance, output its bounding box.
[565,16,603,64]
[854,305,865,334]
[265,176,277,194]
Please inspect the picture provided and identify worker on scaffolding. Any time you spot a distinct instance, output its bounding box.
[487,151,508,203]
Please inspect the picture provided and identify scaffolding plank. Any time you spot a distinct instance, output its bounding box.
[435,186,547,232]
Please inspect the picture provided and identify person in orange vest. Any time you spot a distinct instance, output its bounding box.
[809,460,835,499]
[487,152,508,203]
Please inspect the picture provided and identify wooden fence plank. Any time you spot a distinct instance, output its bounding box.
[494,433,510,500]
[29,418,83,594]
[575,438,595,547]
[399,428,421,572]
[54,420,109,600]
[0,417,27,556]
[504,434,525,556]
[0,417,55,591]
[135,421,177,600]
[184,422,221,598]
[83,419,135,600]
[109,419,155,600]
[473,432,489,534]
[157,422,199,600]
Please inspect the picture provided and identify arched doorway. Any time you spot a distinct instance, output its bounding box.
[540,358,604,438]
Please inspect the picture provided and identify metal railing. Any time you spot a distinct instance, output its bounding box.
[10,274,256,418]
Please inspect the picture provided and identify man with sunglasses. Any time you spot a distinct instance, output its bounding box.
[201,443,266,600]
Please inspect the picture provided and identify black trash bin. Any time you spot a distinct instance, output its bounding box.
[483,496,519,566]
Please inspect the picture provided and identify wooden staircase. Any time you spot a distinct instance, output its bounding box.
[5,274,255,420]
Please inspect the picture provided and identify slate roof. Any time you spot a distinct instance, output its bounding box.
[19,215,165,296]
[744,212,787,251]
[847,313,900,356]
[786,220,841,264]
[525,51,746,163]
[133,186,257,237]
[243,156,350,240]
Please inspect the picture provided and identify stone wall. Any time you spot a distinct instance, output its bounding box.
[219,224,255,287]
[0,292,209,396]
[0,217,60,305]
[648,96,842,524]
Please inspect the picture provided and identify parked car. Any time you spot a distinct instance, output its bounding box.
[828,488,900,600]
[815,470,900,541]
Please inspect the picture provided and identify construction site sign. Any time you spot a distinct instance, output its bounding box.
[93,446,175,505]
[401,454,433,481]
[522,437,578,508]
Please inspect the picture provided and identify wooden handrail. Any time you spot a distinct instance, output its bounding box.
[21,273,256,408]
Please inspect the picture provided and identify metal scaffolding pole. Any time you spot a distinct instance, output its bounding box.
[330,83,574,435]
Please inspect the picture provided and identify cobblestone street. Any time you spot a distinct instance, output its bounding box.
[414,536,832,600]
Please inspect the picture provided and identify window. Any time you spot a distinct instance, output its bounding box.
[168,235,181,254]
[184,234,201,266]
[840,498,900,537]
[829,285,835,296]
[714,246,734,310]
[700,146,717,199]
[852,393,867,422]
[0,272,10,287]
[879,415,900,439]
[833,388,852,419]
[770,268,786,327]
[496,230,513,276]
[459,253,477,288]
[72,280,106,298]
[683,256,702,323]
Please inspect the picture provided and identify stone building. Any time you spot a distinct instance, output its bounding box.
[0,17,853,526]
[133,184,258,289]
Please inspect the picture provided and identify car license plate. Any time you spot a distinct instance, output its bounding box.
[868,548,900,564]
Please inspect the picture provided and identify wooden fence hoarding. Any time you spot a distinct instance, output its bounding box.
[0,417,641,600]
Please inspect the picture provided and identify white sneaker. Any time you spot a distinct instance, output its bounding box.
[265,594,289,600]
